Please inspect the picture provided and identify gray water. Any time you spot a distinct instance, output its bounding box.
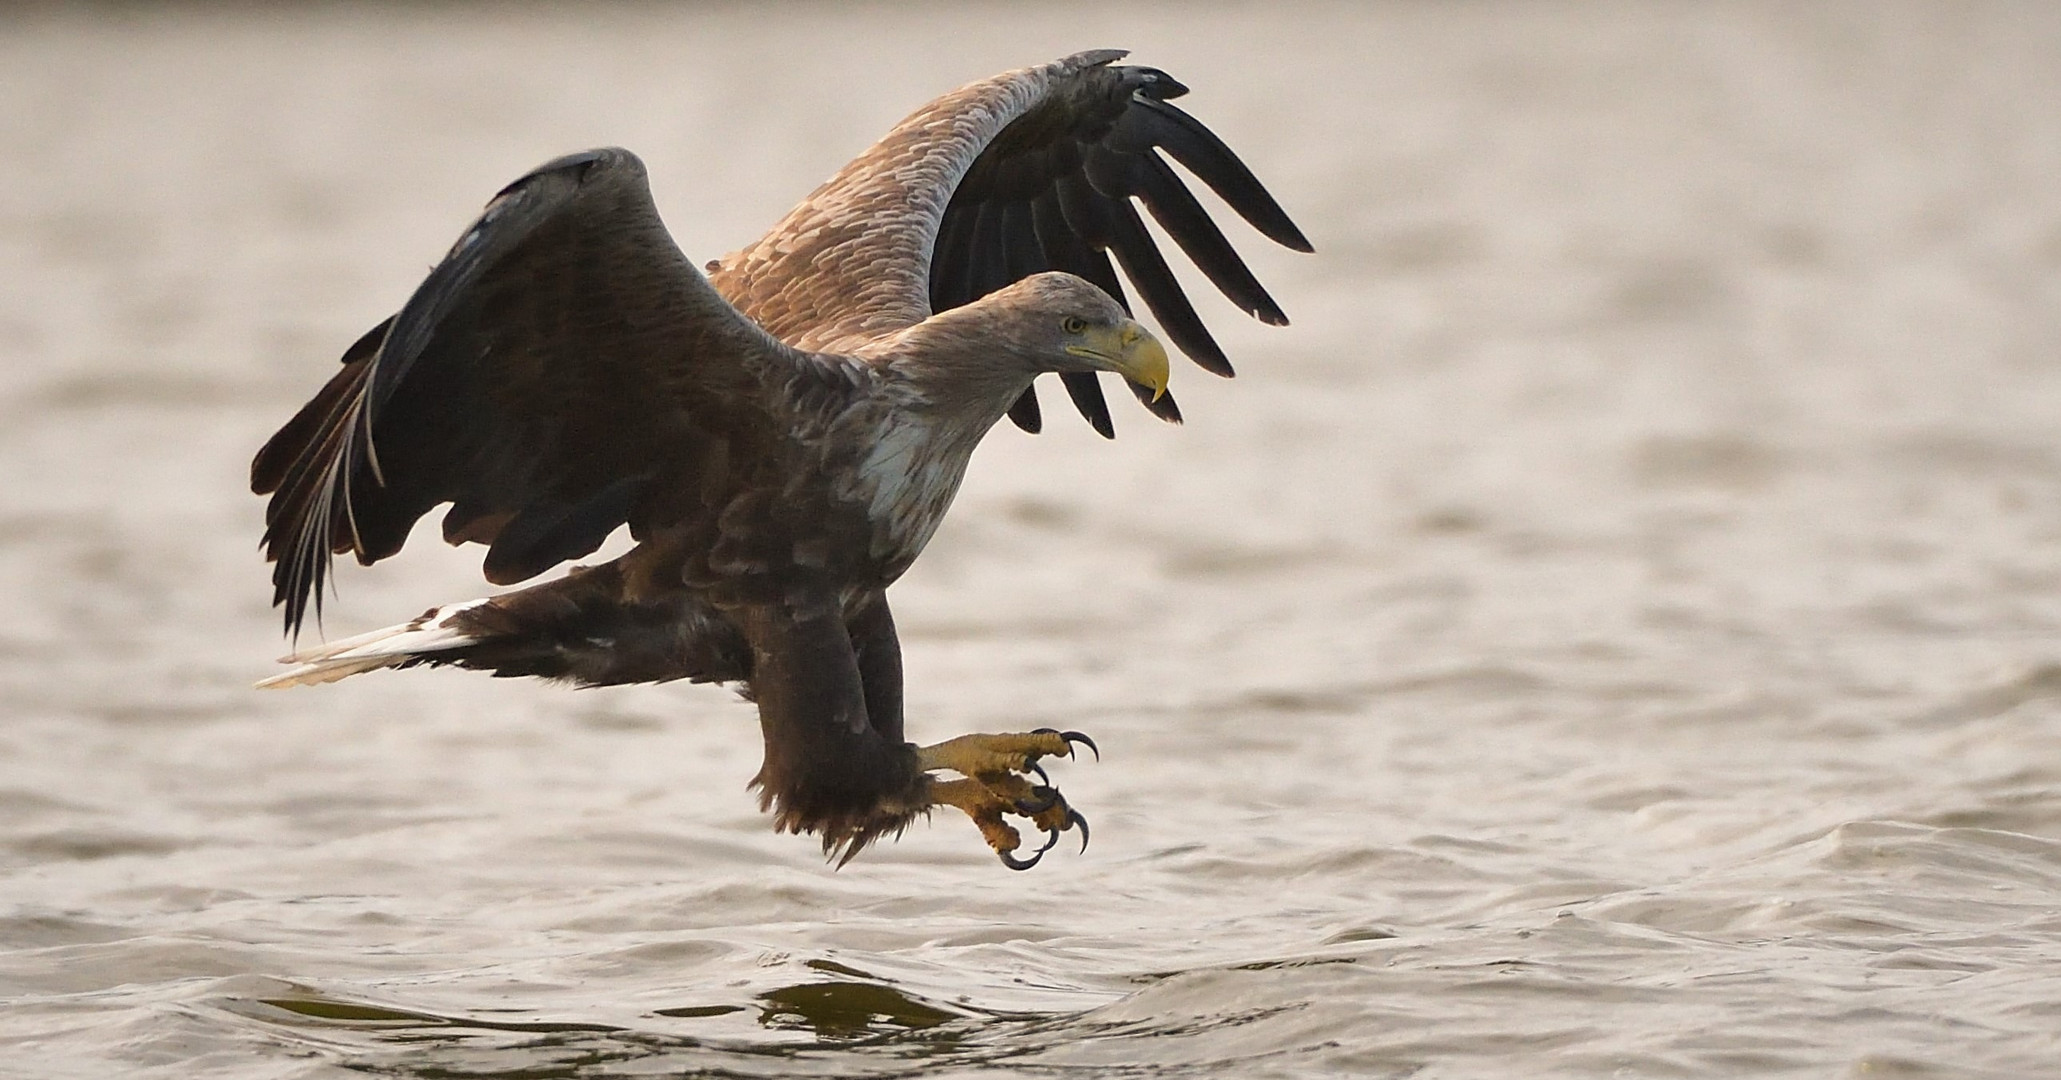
[5,2,2061,1077]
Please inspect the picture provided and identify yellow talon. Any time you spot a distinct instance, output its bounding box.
[915,730,1096,869]
[915,729,1094,777]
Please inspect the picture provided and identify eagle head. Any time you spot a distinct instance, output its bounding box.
[987,272,1171,400]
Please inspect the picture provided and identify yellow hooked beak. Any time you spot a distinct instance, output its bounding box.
[1065,319,1171,401]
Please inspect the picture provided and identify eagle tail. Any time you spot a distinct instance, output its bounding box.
[255,599,490,689]
[255,562,754,690]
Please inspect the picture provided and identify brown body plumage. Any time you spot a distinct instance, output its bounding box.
[252,51,1308,865]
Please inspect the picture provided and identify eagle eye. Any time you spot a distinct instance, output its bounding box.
[1061,315,1087,335]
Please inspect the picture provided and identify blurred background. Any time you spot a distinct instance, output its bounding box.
[4,2,2061,1077]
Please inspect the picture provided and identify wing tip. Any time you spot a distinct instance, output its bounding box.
[1124,66,1190,101]
[1070,48,1131,69]
[1131,382,1182,424]
[1007,385,1044,434]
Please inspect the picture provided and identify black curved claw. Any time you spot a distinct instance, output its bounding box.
[1033,823,1063,857]
[1033,727,1101,761]
[1027,761,1051,786]
[1067,809,1091,853]
[999,846,1045,871]
[1014,785,1061,817]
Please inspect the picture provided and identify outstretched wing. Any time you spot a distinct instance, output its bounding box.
[252,148,854,636]
[709,50,1310,438]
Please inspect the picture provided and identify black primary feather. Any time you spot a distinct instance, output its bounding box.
[929,59,1308,434]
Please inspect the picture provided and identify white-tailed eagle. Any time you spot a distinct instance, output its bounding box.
[252,50,1308,868]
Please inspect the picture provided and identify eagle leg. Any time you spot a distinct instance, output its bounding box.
[917,731,1094,869]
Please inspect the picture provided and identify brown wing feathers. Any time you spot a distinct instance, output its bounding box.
[252,149,802,636]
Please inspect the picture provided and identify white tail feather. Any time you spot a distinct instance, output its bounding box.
[257,599,491,689]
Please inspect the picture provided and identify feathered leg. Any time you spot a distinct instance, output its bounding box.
[737,597,927,863]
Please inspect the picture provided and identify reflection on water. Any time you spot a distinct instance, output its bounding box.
[258,995,625,1034]
[235,961,1340,1078]
[756,981,963,1037]
[240,973,1028,1077]
[8,2,2061,1078]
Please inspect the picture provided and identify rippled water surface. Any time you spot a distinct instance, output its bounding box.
[6,2,2061,1077]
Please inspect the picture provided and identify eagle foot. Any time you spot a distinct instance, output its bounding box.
[918,731,1095,870]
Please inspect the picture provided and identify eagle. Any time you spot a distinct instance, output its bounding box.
[251,50,1308,869]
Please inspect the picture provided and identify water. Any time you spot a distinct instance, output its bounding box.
[5,2,2061,1076]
